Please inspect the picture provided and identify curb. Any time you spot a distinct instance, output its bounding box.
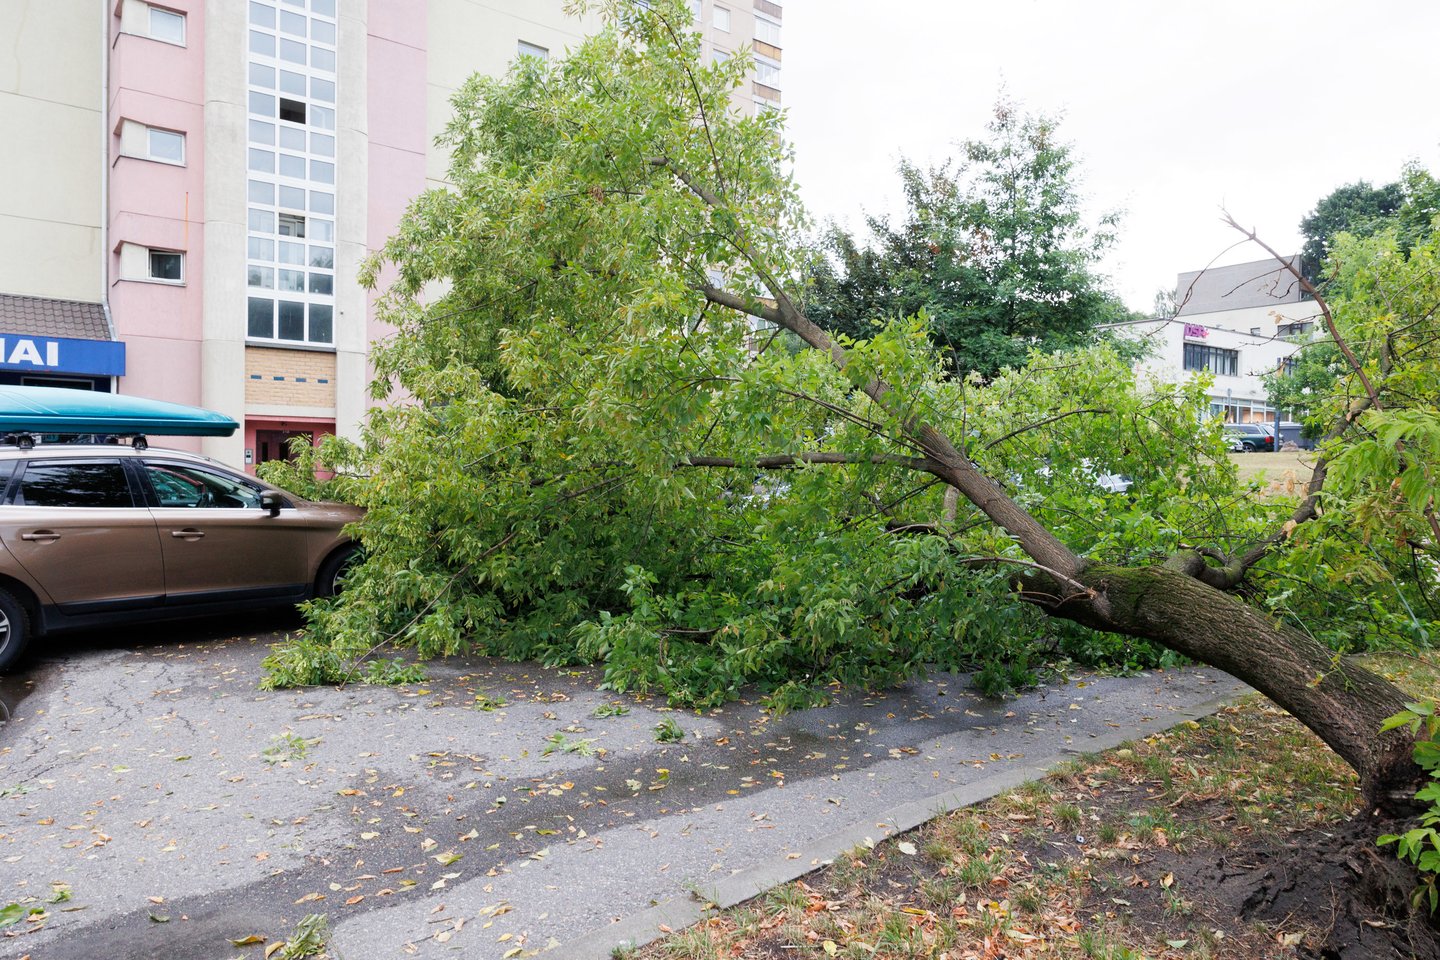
[557,688,1243,958]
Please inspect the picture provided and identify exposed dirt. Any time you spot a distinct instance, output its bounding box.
[1062,815,1440,960]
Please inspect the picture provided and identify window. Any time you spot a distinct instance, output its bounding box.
[147,5,185,45]
[713,6,730,31]
[15,462,134,509]
[279,70,307,96]
[245,0,338,351]
[309,304,333,342]
[279,125,306,150]
[1277,321,1315,339]
[711,48,730,65]
[1249,327,1261,336]
[248,297,275,338]
[755,14,781,45]
[278,300,305,339]
[278,98,306,124]
[146,127,185,164]
[278,153,306,179]
[690,1,703,23]
[278,213,306,238]
[148,250,184,283]
[1183,343,1239,377]
[145,463,264,509]
[517,40,548,61]
[119,120,186,165]
[280,9,307,37]
[754,56,780,88]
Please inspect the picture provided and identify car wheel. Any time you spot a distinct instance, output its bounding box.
[0,588,32,673]
[316,546,362,598]
[1243,441,1257,452]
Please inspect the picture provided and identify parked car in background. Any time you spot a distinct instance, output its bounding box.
[0,445,361,671]
[1222,423,1275,452]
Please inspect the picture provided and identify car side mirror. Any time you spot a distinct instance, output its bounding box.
[260,490,283,518]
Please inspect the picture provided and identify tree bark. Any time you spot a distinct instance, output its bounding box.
[1050,562,1423,814]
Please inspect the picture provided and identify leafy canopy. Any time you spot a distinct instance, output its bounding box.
[804,100,1134,379]
[260,0,1437,710]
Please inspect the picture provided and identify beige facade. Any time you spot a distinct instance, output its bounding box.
[0,0,106,304]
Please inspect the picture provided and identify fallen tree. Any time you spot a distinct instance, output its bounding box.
[263,1,1440,823]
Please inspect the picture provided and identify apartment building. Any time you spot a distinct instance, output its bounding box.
[0,0,782,471]
[1102,258,1318,424]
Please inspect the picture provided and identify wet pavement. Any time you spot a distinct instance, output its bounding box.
[0,618,1242,959]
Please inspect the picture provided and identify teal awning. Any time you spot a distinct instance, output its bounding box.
[0,386,237,437]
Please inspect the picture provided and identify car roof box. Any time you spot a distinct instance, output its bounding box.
[0,386,237,438]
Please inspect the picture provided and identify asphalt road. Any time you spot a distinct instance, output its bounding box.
[0,617,1242,959]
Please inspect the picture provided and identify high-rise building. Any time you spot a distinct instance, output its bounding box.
[0,0,782,471]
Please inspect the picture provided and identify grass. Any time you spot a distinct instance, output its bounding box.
[1228,449,1314,489]
[636,695,1368,960]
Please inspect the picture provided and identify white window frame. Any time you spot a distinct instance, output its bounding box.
[754,54,780,89]
[146,4,186,46]
[145,126,186,165]
[244,0,339,347]
[754,13,781,46]
[712,5,730,32]
[517,40,549,61]
[118,119,187,166]
[147,248,185,284]
[118,242,186,285]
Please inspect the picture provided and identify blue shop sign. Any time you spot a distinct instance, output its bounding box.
[0,334,125,376]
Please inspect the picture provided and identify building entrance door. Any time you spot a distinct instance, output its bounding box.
[255,430,312,466]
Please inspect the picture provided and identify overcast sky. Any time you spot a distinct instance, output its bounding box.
[780,1,1440,312]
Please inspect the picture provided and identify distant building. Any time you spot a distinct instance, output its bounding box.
[1,0,782,471]
[1102,257,1319,424]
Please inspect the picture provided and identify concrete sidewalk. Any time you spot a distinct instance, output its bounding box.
[0,624,1242,959]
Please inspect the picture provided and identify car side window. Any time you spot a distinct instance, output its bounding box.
[144,462,265,509]
[14,461,135,508]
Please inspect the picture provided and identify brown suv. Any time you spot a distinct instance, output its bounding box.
[0,445,362,671]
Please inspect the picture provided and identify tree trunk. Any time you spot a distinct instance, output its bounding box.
[1049,562,1423,814]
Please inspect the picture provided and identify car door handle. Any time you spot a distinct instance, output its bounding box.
[170,529,206,540]
[20,530,60,542]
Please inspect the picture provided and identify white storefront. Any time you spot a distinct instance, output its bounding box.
[1103,257,1321,424]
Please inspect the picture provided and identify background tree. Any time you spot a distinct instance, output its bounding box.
[1298,166,1440,285]
[1299,179,1403,285]
[804,101,1131,379]
[1272,163,1440,433]
[263,1,1440,841]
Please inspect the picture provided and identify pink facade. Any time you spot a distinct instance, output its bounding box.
[366,0,428,347]
[107,0,206,412]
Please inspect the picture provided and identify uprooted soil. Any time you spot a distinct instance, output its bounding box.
[1066,801,1440,960]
